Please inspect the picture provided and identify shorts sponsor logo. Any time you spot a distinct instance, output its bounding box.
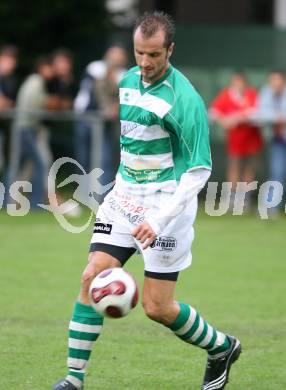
[150,236,177,251]
[107,196,146,225]
[93,223,112,234]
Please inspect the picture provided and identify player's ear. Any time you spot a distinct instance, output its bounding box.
[167,42,174,59]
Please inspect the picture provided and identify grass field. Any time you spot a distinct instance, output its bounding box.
[1,208,286,389]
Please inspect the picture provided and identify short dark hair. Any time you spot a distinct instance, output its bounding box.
[232,71,247,80]
[133,11,175,48]
[52,47,73,62]
[270,69,285,77]
[0,45,18,57]
[35,55,52,71]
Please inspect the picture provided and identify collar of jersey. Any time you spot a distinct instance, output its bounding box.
[139,64,173,95]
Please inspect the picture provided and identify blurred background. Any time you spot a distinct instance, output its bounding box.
[1,3,286,389]
[1,0,286,212]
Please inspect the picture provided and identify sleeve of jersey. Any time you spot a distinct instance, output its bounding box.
[145,168,211,235]
[179,94,212,171]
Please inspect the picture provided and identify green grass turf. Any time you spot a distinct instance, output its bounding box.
[0,208,285,389]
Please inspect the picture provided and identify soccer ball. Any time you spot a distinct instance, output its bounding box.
[89,268,139,318]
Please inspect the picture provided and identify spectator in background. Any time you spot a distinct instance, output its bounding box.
[209,72,263,209]
[48,48,75,109]
[40,48,75,188]
[256,70,286,216]
[9,56,56,209]
[93,47,128,186]
[74,46,128,184]
[0,45,18,177]
[44,48,80,215]
[17,50,78,214]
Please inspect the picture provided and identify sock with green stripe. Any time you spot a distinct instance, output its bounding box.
[167,302,230,356]
[66,301,103,389]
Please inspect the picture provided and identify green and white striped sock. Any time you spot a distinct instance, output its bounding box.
[168,303,230,356]
[66,301,103,388]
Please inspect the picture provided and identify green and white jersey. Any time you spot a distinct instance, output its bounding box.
[116,64,212,195]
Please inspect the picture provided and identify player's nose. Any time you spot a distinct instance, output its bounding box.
[140,55,151,67]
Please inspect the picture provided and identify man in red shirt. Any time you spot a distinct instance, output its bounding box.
[209,72,263,207]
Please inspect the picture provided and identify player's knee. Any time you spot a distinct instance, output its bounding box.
[142,300,166,323]
[81,252,120,290]
[81,268,95,287]
[81,255,104,288]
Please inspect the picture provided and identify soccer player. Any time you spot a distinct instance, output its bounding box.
[53,11,241,390]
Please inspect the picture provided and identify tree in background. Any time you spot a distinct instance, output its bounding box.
[0,0,112,74]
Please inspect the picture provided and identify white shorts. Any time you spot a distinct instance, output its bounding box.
[90,187,198,273]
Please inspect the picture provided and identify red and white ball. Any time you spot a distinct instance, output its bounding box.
[89,268,139,318]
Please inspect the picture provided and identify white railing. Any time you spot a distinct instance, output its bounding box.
[0,109,104,204]
[0,109,105,206]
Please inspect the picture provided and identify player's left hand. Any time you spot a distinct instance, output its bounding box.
[132,221,156,250]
